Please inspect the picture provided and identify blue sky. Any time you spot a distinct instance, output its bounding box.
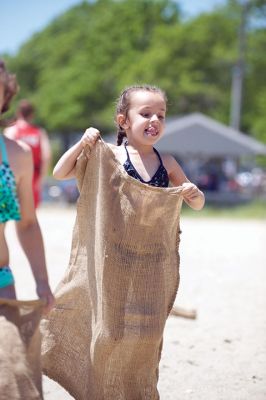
[1,0,226,55]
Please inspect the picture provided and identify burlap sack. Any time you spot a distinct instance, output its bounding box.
[41,139,183,400]
[0,298,44,400]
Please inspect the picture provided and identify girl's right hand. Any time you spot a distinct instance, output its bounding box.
[53,127,100,180]
[81,127,100,156]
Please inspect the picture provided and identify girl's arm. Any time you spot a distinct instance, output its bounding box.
[15,142,54,311]
[163,154,205,211]
[53,128,100,180]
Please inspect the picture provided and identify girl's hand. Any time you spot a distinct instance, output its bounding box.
[181,182,201,201]
[36,281,55,314]
[81,127,100,157]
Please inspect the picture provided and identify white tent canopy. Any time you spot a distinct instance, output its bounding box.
[156,113,266,157]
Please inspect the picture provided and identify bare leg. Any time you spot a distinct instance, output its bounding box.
[0,284,16,299]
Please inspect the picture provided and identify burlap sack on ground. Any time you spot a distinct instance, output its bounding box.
[41,139,183,400]
[0,298,44,400]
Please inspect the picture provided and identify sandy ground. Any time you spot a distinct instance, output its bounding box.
[6,204,266,400]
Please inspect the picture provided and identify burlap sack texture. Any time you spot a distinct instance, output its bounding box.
[41,139,183,399]
[0,298,44,400]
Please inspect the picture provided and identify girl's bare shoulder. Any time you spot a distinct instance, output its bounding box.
[105,142,125,164]
[161,153,180,171]
[161,153,188,185]
[107,142,117,150]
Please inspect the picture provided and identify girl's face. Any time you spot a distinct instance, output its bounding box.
[120,90,166,146]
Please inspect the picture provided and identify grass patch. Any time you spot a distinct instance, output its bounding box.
[181,199,266,219]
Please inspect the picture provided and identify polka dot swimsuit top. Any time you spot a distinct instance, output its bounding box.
[0,135,21,223]
[123,142,169,188]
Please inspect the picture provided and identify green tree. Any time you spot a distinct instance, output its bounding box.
[2,0,266,146]
[123,11,237,122]
[7,0,181,134]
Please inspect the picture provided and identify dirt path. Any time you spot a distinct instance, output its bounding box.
[6,205,266,399]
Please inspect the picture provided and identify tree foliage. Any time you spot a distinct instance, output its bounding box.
[2,0,266,144]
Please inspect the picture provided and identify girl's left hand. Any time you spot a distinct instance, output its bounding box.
[181,182,200,200]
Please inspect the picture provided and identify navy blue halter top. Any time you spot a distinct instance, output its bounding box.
[123,143,169,188]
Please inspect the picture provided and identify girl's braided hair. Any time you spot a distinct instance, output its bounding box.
[0,59,19,126]
[115,84,167,146]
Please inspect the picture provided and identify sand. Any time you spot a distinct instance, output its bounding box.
[6,205,266,400]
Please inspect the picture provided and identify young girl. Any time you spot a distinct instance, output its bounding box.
[53,85,204,209]
[42,85,204,400]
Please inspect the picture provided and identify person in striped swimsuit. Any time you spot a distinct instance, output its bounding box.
[0,59,54,311]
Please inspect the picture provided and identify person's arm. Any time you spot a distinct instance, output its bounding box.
[15,142,54,311]
[164,154,205,211]
[53,127,100,180]
[40,129,51,180]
